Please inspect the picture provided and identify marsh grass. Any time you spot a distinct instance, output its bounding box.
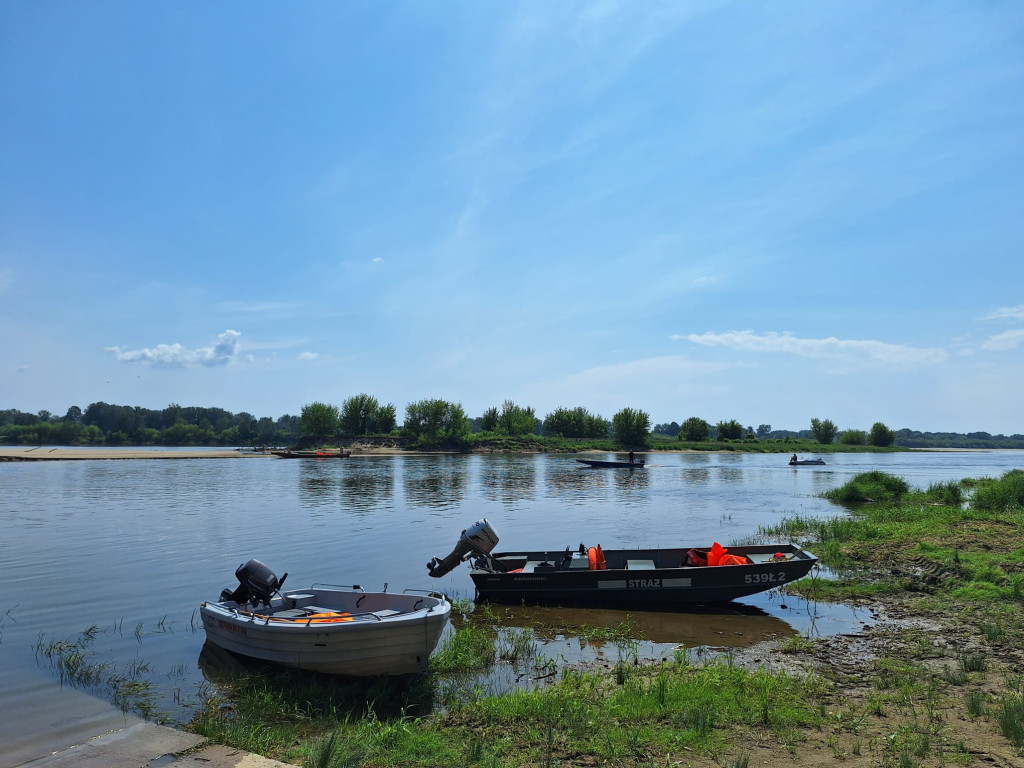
[33,624,164,719]
[429,624,497,674]
[997,694,1024,747]
[970,469,1024,512]
[821,471,910,504]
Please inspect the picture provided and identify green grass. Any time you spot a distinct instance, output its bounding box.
[997,694,1024,747]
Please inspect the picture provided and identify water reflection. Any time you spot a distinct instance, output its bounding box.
[478,455,536,503]
[612,466,650,497]
[296,462,396,515]
[680,467,710,485]
[715,466,745,483]
[401,456,467,509]
[337,459,395,513]
[483,602,795,647]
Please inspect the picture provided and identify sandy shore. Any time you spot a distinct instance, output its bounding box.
[0,447,272,461]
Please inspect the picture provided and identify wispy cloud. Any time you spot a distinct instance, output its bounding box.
[106,330,242,367]
[297,352,319,360]
[215,300,302,314]
[982,305,1024,323]
[981,329,1024,352]
[676,330,948,365]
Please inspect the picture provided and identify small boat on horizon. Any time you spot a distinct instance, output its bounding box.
[789,455,826,466]
[576,458,645,468]
[200,559,450,676]
[271,450,351,459]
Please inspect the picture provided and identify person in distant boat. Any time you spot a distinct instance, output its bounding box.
[629,451,635,464]
[790,454,798,464]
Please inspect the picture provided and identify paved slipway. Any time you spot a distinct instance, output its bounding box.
[16,722,291,768]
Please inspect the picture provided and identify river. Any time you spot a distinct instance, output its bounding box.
[1,448,1021,766]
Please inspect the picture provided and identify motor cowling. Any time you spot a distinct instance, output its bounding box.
[220,559,287,605]
[427,519,499,577]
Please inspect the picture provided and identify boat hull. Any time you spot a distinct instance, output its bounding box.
[576,459,645,468]
[789,460,826,466]
[271,450,351,459]
[200,587,450,676]
[470,544,816,606]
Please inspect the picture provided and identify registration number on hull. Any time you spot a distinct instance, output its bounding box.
[744,572,787,584]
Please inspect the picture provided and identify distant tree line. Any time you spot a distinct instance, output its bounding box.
[0,403,299,447]
[4,400,1021,449]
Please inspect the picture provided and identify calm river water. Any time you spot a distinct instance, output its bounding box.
[1,449,1021,766]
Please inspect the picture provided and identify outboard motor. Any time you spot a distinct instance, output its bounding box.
[427,519,499,577]
[220,559,288,606]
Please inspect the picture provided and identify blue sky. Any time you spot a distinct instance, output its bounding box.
[2,1,1023,434]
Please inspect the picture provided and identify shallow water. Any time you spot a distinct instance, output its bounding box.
[1,449,1020,765]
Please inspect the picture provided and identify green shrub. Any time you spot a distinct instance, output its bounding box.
[970,469,1024,511]
[822,471,910,504]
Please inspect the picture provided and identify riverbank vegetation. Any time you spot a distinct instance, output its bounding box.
[3,398,1023,449]
[178,469,1024,766]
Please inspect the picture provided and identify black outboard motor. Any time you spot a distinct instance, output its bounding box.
[220,559,287,606]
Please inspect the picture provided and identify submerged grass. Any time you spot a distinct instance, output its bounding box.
[33,624,166,720]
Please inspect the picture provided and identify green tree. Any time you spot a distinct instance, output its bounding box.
[840,429,867,445]
[679,416,711,442]
[869,421,895,447]
[299,402,340,443]
[496,400,538,436]
[716,419,745,440]
[544,406,609,438]
[810,417,839,444]
[480,407,499,432]
[375,403,397,433]
[612,407,650,447]
[756,424,772,438]
[403,399,470,447]
[340,393,381,435]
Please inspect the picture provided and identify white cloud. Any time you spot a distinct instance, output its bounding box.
[981,329,1024,352]
[981,305,1024,322]
[372,257,383,264]
[106,330,241,367]
[677,330,948,365]
[297,352,319,360]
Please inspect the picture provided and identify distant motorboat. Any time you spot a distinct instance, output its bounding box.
[576,458,645,469]
[789,456,826,466]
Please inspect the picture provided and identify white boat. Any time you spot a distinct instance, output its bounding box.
[200,560,451,676]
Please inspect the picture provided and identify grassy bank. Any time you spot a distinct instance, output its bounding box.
[181,471,1024,766]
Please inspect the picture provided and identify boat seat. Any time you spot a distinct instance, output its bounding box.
[522,561,557,573]
[374,609,401,618]
[626,559,656,570]
[272,609,309,618]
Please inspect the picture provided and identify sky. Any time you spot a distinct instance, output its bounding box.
[2,1,1023,435]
